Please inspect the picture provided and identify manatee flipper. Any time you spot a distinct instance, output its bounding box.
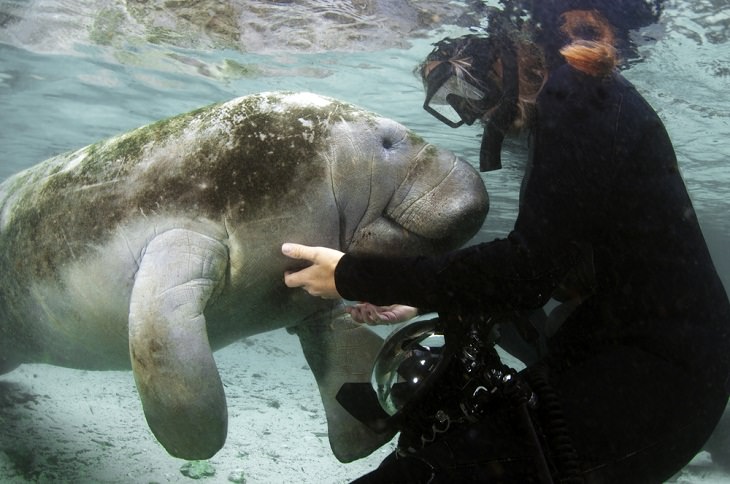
[295,307,396,462]
[128,228,228,460]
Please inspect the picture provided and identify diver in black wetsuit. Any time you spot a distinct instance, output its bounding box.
[282,3,730,483]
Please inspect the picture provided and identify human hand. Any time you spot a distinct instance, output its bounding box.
[346,303,419,325]
[282,243,344,299]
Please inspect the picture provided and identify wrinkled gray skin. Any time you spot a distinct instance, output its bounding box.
[0,92,488,462]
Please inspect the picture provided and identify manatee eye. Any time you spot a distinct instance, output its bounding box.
[382,137,393,150]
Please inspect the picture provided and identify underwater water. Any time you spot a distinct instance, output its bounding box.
[0,0,729,482]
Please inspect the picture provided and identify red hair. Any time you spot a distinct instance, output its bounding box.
[559,10,619,77]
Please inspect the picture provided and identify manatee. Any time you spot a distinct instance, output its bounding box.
[0,92,488,461]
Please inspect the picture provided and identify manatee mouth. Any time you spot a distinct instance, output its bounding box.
[346,216,448,257]
[347,211,479,258]
[343,146,487,257]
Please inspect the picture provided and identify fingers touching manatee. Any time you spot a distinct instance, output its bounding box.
[129,229,228,460]
[282,243,344,299]
[346,303,418,325]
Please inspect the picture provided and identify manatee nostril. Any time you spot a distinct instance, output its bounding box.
[382,138,393,150]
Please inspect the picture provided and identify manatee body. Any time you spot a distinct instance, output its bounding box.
[0,92,488,461]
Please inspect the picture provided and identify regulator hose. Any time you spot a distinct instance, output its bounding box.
[526,363,584,483]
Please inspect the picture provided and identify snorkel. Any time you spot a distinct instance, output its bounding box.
[479,12,520,171]
[479,34,519,172]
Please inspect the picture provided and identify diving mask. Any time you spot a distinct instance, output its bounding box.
[421,34,520,172]
[421,36,502,129]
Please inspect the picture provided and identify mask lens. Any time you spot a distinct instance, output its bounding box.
[424,65,503,128]
[422,35,503,128]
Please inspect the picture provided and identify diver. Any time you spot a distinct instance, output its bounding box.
[282,1,730,482]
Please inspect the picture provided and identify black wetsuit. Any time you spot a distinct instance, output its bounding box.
[336,65,730,483]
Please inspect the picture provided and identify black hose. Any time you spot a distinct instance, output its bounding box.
[518,400,556,484]
[526,363,585,483]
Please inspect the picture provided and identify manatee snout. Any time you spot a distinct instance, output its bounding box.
[427,154,489,247]
[387,147,489,251]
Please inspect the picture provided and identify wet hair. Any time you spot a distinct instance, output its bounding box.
[504,9,621,128]
[560,40,618,77]
[511,35,547,129]
[418,8,621,134]
[559,9,616,44]
[558,10,619,77]
[416,32,546,133]
[471,27,547,134]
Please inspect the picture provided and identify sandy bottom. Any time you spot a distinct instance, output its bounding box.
[1,329,728,483]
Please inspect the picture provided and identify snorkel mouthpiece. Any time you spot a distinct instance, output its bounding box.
[480,123,504,172]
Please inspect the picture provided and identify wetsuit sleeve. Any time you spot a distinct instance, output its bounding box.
[335,233,582,314]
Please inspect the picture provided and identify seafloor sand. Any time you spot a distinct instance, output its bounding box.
[0,330,395,483]
[1,329,728,483]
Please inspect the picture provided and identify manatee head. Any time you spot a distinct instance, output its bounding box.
[325,111,489,256]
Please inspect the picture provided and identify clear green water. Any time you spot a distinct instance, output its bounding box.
[0,0,729,481]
